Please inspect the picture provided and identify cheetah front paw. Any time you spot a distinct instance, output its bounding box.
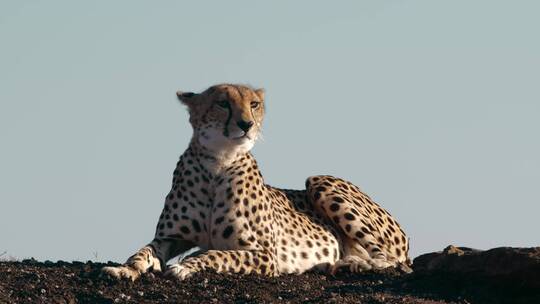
[101,265,141,281]
[165,264,196,281]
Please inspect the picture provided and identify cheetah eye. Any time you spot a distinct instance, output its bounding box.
[216,100,229,108]
[251,101,260,109]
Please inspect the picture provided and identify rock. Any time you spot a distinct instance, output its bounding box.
[414,245,540,289]
[411,245,540,303]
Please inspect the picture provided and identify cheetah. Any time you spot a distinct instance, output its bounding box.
[102,84,412,281]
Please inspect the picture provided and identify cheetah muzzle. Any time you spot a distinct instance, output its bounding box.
[102,83,412,281]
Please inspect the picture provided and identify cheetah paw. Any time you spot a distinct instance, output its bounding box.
[329,256,372,275]
[101,266,141,281]
[367,258,394,269]
[165,264,196,281]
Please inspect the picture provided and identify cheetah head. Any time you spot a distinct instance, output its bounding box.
[177,84,265,155]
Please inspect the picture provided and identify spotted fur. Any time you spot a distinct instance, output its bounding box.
[102,84,411,281]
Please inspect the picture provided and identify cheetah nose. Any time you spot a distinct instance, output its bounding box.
[237,120,254,132]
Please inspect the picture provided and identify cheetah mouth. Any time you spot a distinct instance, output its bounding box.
[232,133,252,141]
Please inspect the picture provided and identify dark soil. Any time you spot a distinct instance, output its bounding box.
[1,246,538,304]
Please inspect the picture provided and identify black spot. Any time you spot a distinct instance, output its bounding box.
[355,231,365,239]
[180,226,190,234]
[322,248,329,257]
[222,226,234,238]
[215,216,224,224]
[301,252,308,259]
[192,220,201,232]
[315,186,326,192]
[334,197,344,203]
[345,224,351,232]
[344,213,356,221]
[330,203,340,212]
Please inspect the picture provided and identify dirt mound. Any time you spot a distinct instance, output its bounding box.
[410,245,540,303]
[1,246,538,304]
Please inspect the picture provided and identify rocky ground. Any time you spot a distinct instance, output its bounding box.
[0,246,538,304]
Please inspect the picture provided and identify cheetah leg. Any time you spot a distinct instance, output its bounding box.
[328,239,394,274]
[102,238,194,281]
[165,249,276,280]
[306,176,404,274]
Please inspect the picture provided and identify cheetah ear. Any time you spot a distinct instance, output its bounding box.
[176,91,198,105]
[254,88,265,100]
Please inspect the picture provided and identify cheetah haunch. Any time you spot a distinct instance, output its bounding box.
[102,84,411,281]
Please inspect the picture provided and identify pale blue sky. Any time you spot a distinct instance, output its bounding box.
[1,1,538,262]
